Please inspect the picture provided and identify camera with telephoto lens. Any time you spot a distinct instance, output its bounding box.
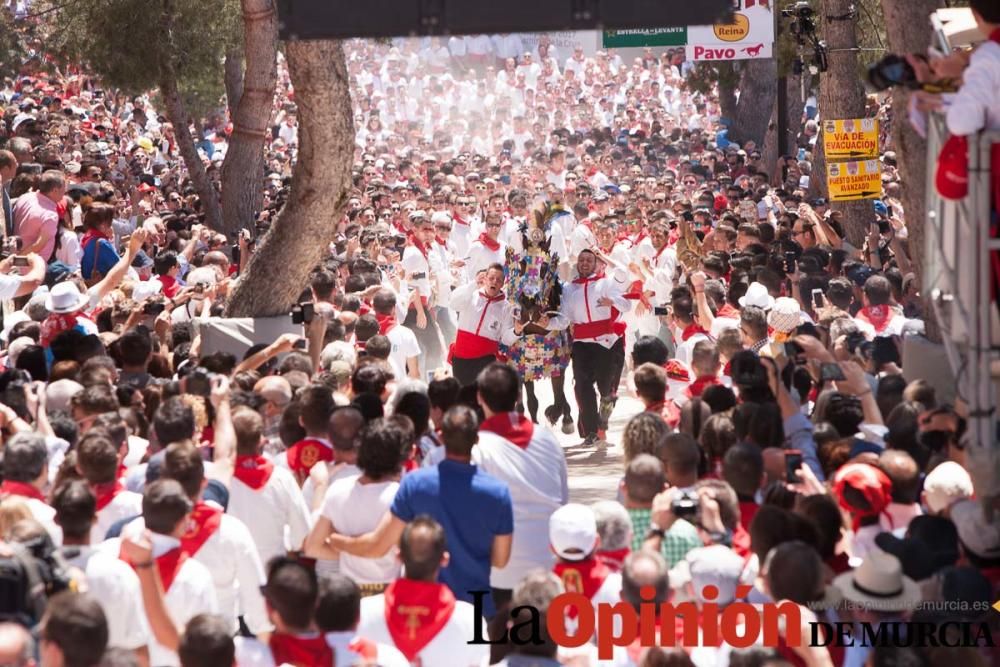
[672,491,699,520]
[781,1,814,19]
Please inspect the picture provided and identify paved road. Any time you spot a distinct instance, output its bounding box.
[525,371,643,505]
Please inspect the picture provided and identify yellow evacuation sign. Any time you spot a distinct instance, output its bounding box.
[823,118,879,159]
[827,160,882,201]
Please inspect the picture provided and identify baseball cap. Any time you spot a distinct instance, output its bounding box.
[686,545,745,604]
[549,503,598,561]
[873,200,888,216]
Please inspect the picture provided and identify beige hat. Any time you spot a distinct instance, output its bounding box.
[767,297,803,333]
[923,462,973,514]
[833,551,921,612]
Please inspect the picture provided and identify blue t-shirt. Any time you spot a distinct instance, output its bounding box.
[81,237,119,280]
[390,459,513,617]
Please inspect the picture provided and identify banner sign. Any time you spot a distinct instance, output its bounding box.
[602,27,687,48]
[685,1,774,61]
[827,160,883,202]
[823,118,880,160]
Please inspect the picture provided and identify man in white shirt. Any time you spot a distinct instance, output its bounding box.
[472,363,569,606]
[158,442,270,637]
[372,288,421,380]
[75,432,143,544]
[306,418,405,594]
[561,249,631,446]
[448,264,514,387]
[464,215,506,282]
[52,481,150,659]
[358,517,488,667]
[316,575,409,666]
[227,408,311,564]
[400,212,443,375]
[117,480,218,667]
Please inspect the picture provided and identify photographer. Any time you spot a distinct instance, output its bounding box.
[0,252,44,301]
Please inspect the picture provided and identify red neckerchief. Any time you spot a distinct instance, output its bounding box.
[434,235,446,246]
[553,558,609,619]
[348,637,378,660]
[286,438,334,477]
[40,312,83,348]
[723,360,732,377]
[80,227,111,250]
[452,214,470,227]
[116,463,128,482]
[0,481,45,502]
[653,242,670,262]
[479,412,534,449]
[268,632,334,667]
[477,232,500,252]
[596,547,630,573]
[233,455,274,490]
[93,480,124,512]
[376,313,397,335]
[859,305,892,333]
[681,322,708,342]
[120,543,188,592]
[159,274,180,299]
[572,271,604,285]
[717,303,740,319]
[383,578,456,661]
[646,400,681,429]
[686,374,720,398]
[180,502,223,557]
[409,234,430,260]
[633,231,648,246]
[827,551,852,575]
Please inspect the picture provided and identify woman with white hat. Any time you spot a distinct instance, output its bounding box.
[39,280,99,348]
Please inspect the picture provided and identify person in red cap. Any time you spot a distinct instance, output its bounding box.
[832,462,894,567]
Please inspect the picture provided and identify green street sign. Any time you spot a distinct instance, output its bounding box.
[602,27,688,48]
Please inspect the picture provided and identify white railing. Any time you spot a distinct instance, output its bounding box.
[924,115,1000,497]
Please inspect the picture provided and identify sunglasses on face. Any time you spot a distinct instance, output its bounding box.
[485,222,502,229]
[476,185,487,191]
[653,198,665,204]
[436,225,451,231]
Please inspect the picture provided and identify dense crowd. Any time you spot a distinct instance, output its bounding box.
[0,1,998,666]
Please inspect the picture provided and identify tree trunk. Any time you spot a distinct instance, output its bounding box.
[731,58,778,147]
[881,0,942,341]
[817,0,870,247]
[220,0,278,235]
[226,39,354,317]
[717,62,738,123]
[224,46,245,114]
[159,0,224,231]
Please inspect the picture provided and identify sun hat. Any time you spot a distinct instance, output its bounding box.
[922,462,973,514]
[949,499,1000,561]
[549,503,598,561]
[44,282,89,314]
[737,282,775,311]
[767,297,802,333]
[833,550,922,611]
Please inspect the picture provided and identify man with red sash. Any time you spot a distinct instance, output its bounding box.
[549,503,622,636]
[358,517,488,666]
[77,432,143,544]
[159,441,271,638]
[561,248,631,446]
[448,263,513,386]
[227,407,311,565]
[119,480,218,667]
[281,384,336,483]
[235,557,334,667]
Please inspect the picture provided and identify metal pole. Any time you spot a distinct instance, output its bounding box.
[776,6,789,156]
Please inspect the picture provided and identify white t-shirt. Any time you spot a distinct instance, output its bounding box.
[67,547,150,650]
[320,474,401,584]
[386,324,420,380]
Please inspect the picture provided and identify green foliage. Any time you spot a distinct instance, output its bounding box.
[685,62,741,97]
[35,0,239,116]
[0,8,34,81]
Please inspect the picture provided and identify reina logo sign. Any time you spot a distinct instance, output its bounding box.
[713,13,751,42]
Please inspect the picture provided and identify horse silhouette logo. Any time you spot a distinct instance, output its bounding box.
[742,43,765,57]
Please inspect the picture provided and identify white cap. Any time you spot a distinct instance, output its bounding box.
[549,503,598,561]
[923,462,973,514]
[686,545,745,605]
